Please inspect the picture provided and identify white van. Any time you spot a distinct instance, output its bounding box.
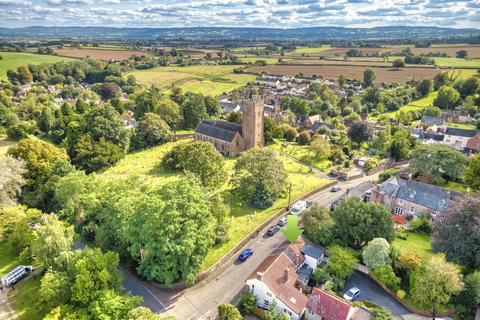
[289,200,307,215]
[1,266,33,287]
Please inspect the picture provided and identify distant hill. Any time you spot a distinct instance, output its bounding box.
[1,26,479,41]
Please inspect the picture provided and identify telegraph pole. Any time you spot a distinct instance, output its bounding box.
[287,182,292,210]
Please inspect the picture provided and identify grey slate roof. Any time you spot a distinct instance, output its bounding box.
[379,177,461,212]
[220,101,241,113]
[421,116,445,126]
[418,132,445,142]
[445,127,479,138]
[195,120,242,142]
[301,244,324,259]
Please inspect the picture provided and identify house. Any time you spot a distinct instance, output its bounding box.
[220,100,242,114]
[466,132,480,153]
[419,115,445,129]
[444,127,480,150]
[372,176,462,217]
[256,77,284,89]
[246,240,309,320]
[306,288,356,320]
[300,245,325,273]
[309,120,335,134]
[443,111,474,124]
[195,96,264,156]
[303,115,322,129]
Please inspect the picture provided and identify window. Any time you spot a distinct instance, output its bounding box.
[410,206,416,213]
[394,207,404,215]
[266,292,272,297]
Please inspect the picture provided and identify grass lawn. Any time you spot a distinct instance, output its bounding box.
[128,65,255,96]
[437,181,472,194]
[0,242,30,275]
[173,129,195,135]
[434,57,480,68]
[287,45,332,55]
[392,231,432,259]
[445,122,477,130]
[238,56,285,64]
[0,52,76,79]
[9,273,50,320]
[102,139,329,270]
[381,91,438,118]
[268,139,332,172]
[448,69,478,80]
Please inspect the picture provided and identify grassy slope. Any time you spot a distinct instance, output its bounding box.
[128,65,255,96]
[268,139,332,172]
[392,231,432,258]
[102,139,329,270]
[381,91,438,118]
[0,52,76,79]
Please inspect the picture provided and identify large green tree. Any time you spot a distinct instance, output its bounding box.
[362,238,392,270]
[410,144,468,184]
[433,86,461,110]
[466,154,480,190]
[0,156,26,208]
[332,197,395,249]
[181,94,208,129]
[363,68,376,87]
[133,112,173,149]
[303,205,335,246]
[234,148,287,208]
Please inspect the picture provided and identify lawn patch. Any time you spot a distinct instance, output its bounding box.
[392,231,432,259]
[9,273,50,320]
[268,140,332,172]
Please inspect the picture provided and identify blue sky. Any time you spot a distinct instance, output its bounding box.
[1,0,479,28]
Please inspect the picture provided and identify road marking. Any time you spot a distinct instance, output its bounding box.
[143,285,169,314]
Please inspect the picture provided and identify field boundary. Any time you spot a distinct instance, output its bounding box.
[149,179,337,290]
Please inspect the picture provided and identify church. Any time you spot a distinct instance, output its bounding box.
[194,96,264,156]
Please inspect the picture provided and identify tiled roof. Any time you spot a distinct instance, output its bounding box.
[301,245,324,260]
[421,116,444,126]
[445,127,479,138]
[307,287,353,320]
[195,120,242,142]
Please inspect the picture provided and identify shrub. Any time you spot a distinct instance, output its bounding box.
[218,304,242,320]
[283,126,298,141]
[396,289,406,299]
[373,307,393,320]
[372,265,401,292]
[362,238,392,270]
[410,216,432,234]
[237,293,257,315]
[296,131,310,145]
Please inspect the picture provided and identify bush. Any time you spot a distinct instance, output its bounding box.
[409,216,432,234]
[296,131,310,145]
[396,289,406,299]
[218,304,242,320]
[372,265,401,292]
[373,307,393,320]
[362,238,392,270]
[237,293,257,315]
[283,126,297,141]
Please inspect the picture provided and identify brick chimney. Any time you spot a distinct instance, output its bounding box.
[256,272,263,281]
[283,268,289,283]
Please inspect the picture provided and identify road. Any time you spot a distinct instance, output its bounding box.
[344,271,409,316]
[121,173,383,320]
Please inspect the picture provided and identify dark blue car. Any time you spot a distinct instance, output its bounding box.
[238,248,253,262]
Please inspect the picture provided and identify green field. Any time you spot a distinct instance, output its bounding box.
[102,139,329,270]
[238,56,284,64]
[434,57,480,68]
[287,45,332,55]
[383,91,438,118]
[128,65,256,96]
[445,122,477,130]
[0,52,76,79]
[392,231,432,259]
[268,139,332,172]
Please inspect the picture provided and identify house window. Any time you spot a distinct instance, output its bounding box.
[266,292,272,297]
[398,199,404,205]
[394,207,404,215]
[410,206,416,213]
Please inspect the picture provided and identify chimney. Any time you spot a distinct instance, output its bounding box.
[295,254,301,267]
[283,268,289,283]
[256,272,263,281]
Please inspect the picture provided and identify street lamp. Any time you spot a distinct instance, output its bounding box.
[287,182,292,210]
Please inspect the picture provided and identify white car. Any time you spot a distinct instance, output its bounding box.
[289,201,307,215]
[343,287,361,301]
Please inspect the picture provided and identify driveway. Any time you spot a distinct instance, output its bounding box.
[343,271,409,316]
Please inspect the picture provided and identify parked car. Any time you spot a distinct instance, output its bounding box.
[330,198,344,211]
[289,200,307,215]
[305,200,314,208]
[1,266,33,287]
[278,216,287,226]
[331,186,342,192]
[343,287,361,301]
[267,225,280,236]
[238,248,254,262]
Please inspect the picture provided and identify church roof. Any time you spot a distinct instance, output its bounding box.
[195,120,242,142]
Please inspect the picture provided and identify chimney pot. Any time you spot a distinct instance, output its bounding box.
[256,272,263,281]
[284,268,289,283]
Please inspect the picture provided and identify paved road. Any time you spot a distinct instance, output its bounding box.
[121,172,385,320]
[343,271,409,316]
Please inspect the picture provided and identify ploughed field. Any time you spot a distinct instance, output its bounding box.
[54,47,149,60]
[246,64,442,84]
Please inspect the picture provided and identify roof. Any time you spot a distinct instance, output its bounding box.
[248,240,308,315]
[421,116,445,126]
[306,287,353,320]
[195,120,242,142]
[220,101,241,113]
[378,177,461,212]
[418,132,445,142]
[445,127,479,138]
[301,244,324,260]
[352,307,373,320]
[310,120,335,133]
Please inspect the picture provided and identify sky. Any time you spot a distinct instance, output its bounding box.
[1,0,480,29]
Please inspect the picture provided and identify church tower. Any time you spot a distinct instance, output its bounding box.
[242,95,264,150]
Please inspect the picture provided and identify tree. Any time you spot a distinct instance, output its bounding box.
[0,156,26,208]
[265,302,290,320]
[332,197,395,249]
[309,136,332,159]
[410,255,464,310]
[234,148,287,208]
[124,179,215,285]
[410,144,468,184]
[128,307,176,320]
[134,86,163,119]
[433,86,460,110]
[71,248,122,305]
[373,307,393,320]
[282,125,297,141]
[99,82,120,100]
[432,199,480,269]
[363,68,376,87]
[456,50,468,59]
[156,99,182,128]
[395,250,422,273]
[17,65,33,84]
[466,154,480,190]
[89,290,141,320]
[423,105,442,117]
[32,214,74,270]
[459,270,480,307]
[218,304,242,320]
[372,265,400,291]
[392,59,405,69]
[40,270,71,309]
[456,77,480,99]
[303,205,335,246]
[296,131,310,145]
[417,79,433,97]
[211,195,230,245]
[433,72,452,90]
[348,121,373,143]
[264,117,282,144]
[326,245,358,281]
[362,238,392,270]
[371,125,391,156]
[176,141,226,189]
[133,113,173,149]
[73,135,125,173]
[237,293,257,315]
[182,94,207,128]
[204,95,222,118]
[390,129,415,161]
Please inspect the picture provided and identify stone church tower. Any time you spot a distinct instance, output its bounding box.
[242,95,264,149]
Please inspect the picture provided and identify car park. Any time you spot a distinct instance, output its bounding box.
[266,225,280,236]
[331,186,342,192]
[238,248,253,262]
[343,287,361,301]
[277,216,287,226]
